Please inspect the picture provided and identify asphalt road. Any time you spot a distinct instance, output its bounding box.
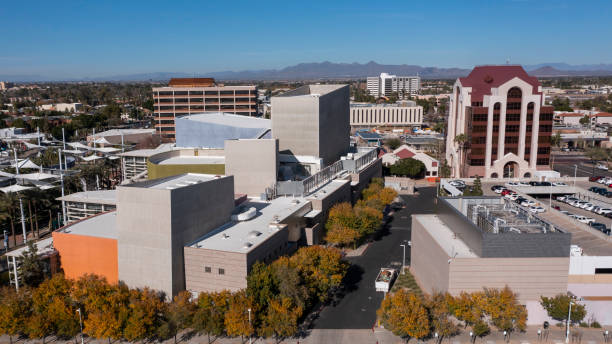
[312,187,436,329]
[552,153,611,178]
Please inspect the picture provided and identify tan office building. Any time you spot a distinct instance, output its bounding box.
[153,78,258,140]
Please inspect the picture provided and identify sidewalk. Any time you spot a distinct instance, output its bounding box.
[1,326,609,344]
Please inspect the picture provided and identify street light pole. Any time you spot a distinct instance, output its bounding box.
[400,244,406,275]
[248,308,252,344]
[76,308,84,344]
[573,164,578,188]
[565,300,573,344]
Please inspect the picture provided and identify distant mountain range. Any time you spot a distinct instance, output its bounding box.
[2,61,612,82]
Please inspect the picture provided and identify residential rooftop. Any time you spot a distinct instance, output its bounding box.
[57,211,118,240]
[157,155,225,165]
[117,143,175,157]
[188,197,310,253]
[90,129,155,138]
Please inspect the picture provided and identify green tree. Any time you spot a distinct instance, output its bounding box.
[550,132,562,148]
[159,291,196,343]
[271,257,309,309]
[552,97,573,112]
[540,294,586,325]
[579,115,591,127]
[389,158,426,178]
[20,241,46,287]
[385,138,402,150]
[439,160,451,178]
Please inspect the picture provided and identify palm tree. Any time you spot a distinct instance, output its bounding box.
[454,134,468,174]
[0,192,18,248]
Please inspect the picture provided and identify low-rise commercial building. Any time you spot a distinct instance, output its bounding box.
[87,129,156,147]
[381,145,439,180]
[350,102,423,129]
[39,103,83,112]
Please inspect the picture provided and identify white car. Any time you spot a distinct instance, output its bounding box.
[591,206,601,213]
[521,200,536,207]
[579,202,594,209]
[584,204,596,211]
[574,201,589,208]
[494,188,506,194]
[506,181,519,186]
[552,182,567,186]
[530,206,545,213]
[598,208,612,215]
[577,217,595,224]
[505,193,519,201]
[556,195,568,202]
[517,181,530,186]
[559,210,570,215]
[597,164,609,171]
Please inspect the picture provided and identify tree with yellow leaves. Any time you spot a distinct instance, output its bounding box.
[427,292,459,343]
[123,288,165,341]
[482,287,527,333]
[259,297,302,343]
[289,246,348,303]
[377,290,430,341]
[83,283,131,343]
[158,291,196,343]
[325,222,360,247]
[0,287,32,344]
[224,290,254,341]
[194,290,231,343]
[450,291,485,327]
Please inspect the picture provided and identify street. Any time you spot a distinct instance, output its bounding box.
[312,187,437,329]
[553,153,611,178]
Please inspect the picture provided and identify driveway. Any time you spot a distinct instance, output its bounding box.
[312,187,437,329]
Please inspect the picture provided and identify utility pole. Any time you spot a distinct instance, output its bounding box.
[400,244,406,274]
[76,308,84,344]
[19,197,27,244]
[565,300,573,344]
[62,127,66,150]
[60,174,67,225]
[13,148,19,175]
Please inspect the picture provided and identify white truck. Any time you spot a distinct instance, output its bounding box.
[375,268,397,292]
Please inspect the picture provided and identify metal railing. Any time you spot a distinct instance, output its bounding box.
[302,160,344,195]
[354,148,378,172]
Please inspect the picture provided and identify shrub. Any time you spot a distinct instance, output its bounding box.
[579,322,589,328]
[591,321,602,328]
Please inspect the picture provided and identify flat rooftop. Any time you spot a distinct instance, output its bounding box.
[189,197,310,253]
[124,173,226,190]
[57,190,116,205]
[414,215,476,258]
[6,237,54,258]
[179,112,270,129]
[57,211,118,240]
[118,143,175,157]
[158,155,225,165]
[307,179,350,200]
[277,84,345,97]
[91,129,155,137]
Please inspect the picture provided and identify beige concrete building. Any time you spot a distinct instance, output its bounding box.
[117,174,236,297]
[272,85,350,167]
[411,197,571,324]
[153,78,258,141]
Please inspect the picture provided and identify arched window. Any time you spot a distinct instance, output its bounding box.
[523,172,531,178]
[491,172,499,178]
[494,102,501,110]
[527,102,535,110]
[507,87,522,99]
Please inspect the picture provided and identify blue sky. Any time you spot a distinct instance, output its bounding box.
[1,0,611,78]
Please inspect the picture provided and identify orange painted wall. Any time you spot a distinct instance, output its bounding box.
[52,232,118,284]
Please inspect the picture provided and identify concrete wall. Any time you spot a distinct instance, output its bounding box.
[52,232,118,284]
[410,216,451,294]
[448,257,569,303]
[147,160,225,179]
[184,225,289,294]
[225,139,278,196]
[350,158,383,202]
[117,175,235,297]
[272,85,350,166]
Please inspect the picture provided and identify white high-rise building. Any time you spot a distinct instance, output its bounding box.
[366,73,420,98]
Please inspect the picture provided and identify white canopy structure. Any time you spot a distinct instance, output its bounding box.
[62,149,87,156]
[67,142,92,150]
[80,155,103,162]
[0,184,34,193]
[16,173,59,181]
[93,137,112,145]
[23,142,44,149]
[0,171,15,178]
[94,147,120,154]
[11,159,41,170]
[107,156,120,160]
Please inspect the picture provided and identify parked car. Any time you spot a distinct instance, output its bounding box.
[501,189,512,196]
[556,195,568,202]
[540,181,552,186]
[530,206,545,213]
[590,176,604,182]
[552,182,567,186]
[517,181,530,186]
[577,216,595,224]
[506,181,519,186]
[521,200,536,207]
[505,193,519,201]
[589,222,607,231]
[529,181,542,186]
[559,210,570,215]
[605,212,612,219]
[515,197,526,204]
[591,206,601,213]
[579,202,593,209]
[584,204,597,211]
[552,205,561,210]
[491,185,505,193]
[597,163,609,170]
[597,208,612,215]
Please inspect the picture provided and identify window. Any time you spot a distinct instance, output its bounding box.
[505,125,520,132]
[218,268,225,275]
[537,158,550,165]
[472,125,487,133]
[205,266,211,273]
[507,87,522,98]
[527,102,535,109]
[469,159,485,166]
[494,102,501,110]
[540,113,553,121]
[540,125,552,132]
[493,125,499,132]
[525,148,530,155]
[505,136,519,144]
[472,136,486,144]
[506,114,521,122]
[538,147,551,154]
[526,125,532,132]
[595,268,612,274]
[527,114,533,121]
[471,101,483,107]
[472,114,488,122]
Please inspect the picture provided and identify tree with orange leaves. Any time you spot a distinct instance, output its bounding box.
[259,297,302,343]
[377,290,430,341]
